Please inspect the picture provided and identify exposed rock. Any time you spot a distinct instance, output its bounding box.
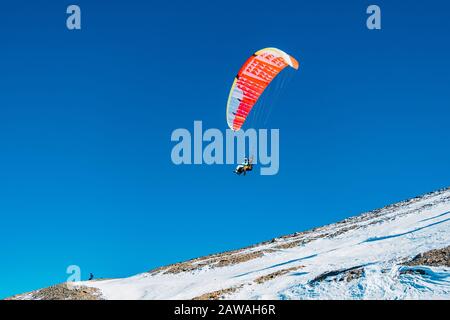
[254,266,304,284]
[399,268,427,276]
[342,268,364,282]
[6,283,104,300]
[310,265,365,284]
[403,246,450,267]
[192,285,243,300]
[155,250,265,275]
[215,251,264,268]
[273,240,303,250]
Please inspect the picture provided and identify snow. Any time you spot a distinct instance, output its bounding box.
[82,189,450,300]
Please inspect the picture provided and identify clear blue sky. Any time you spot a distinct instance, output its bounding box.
[1,0,449,298]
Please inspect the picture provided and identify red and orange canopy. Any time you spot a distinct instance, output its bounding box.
[226,48,299,131]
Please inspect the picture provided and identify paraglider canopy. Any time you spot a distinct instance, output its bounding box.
[226,47,299,131]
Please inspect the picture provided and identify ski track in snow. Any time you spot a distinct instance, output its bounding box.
[76,189,450,299]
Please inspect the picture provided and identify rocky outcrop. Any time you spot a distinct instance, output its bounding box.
[192,285,243,300]
[404,246,450,267]
[254,266,304,284]
[6,283,104,300]
[310,265,366,284]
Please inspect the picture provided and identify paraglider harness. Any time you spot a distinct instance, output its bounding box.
[234,157,253,176]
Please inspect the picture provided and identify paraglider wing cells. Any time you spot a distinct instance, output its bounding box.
[226,48,299,131]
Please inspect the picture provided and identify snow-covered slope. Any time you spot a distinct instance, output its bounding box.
[9,188,450,300]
